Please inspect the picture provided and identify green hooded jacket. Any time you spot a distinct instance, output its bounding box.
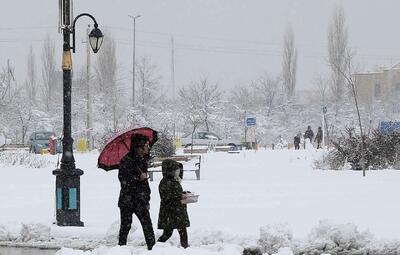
[157,159,190,230]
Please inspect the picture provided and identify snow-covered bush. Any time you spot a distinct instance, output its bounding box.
[242,247,262,255]
[0,152,52,168]
[318,129,400,170]
[272,247,294,255]
[295,220,373,254]
[151,131,175,157]
[18,223,51,242]
[0,224,18,241]
[104,220,137,244]
[258,223,293,254]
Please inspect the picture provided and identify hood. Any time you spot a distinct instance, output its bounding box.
[161,159,180,178]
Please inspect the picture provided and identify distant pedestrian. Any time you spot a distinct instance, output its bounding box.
[157,159,190,248]
[304,126,314,143]
[118,134,155,250]
[315,126,323,149]
[294,133,301,150]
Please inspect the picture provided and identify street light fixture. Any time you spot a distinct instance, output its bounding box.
[88,26,104,53]
[53,12,103,227]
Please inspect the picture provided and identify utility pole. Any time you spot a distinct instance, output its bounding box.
[244,111,247,147]
[171,36,175,100]
[171,35,176,139]
[85,25,92,150]
[128,14,141,107]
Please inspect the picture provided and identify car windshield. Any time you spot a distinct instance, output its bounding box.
[35,132,53,140]
[204,133,220,140]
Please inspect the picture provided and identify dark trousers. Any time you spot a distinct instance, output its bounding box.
[119,206,155,250]
[294,143,300,150]
[157,228,188,248]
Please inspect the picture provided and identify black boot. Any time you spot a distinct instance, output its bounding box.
[178,228,188,248]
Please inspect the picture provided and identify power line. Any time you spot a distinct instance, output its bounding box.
[0,26,57,31]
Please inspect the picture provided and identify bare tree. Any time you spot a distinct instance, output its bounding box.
[328,5,348,109]
[282,25,297,99]
[314,73,329,105]
[13,91,33,144]
[253,74,281,116]
[334,50,366,176]
[0,61,16,108]
[230,84,255,116]
[136,56,161,111]
[41,34,57,112]
[94,34,122,132]
[25,45,37,105]
[179,78,222,132]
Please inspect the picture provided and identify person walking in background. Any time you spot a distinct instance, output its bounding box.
[118,134,155,250]
[315,126,323,149]
[304,126,314,144]
[157,159,190,248]
[294,133,301,150]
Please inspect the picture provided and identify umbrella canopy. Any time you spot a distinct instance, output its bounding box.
[98,127,158,171]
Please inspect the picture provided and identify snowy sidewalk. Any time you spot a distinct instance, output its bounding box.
[2,149,400,254]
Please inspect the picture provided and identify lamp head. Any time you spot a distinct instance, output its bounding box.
[88,25,103,53]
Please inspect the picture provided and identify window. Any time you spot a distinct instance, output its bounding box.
[205,132,220,140]
[374,83,381,98]
[35,132,54,140]
[395,83,400,95]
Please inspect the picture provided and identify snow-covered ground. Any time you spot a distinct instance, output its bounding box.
[1,148,400,254]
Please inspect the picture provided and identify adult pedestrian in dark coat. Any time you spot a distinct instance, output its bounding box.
[118,134,155,250]
[293,133,301,150]
[314,126,323,149]
[304,126,314,143]
[157,159,190,248]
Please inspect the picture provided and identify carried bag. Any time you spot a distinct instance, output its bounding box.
[181,192,199,204]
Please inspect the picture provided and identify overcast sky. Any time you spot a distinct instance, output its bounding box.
[2,0,400,97]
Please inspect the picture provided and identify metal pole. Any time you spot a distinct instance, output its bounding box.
[171,36,175,100]
[61,11,74,172]
[322,109,325,149]
[244,111,247,148]
[133,18,136,107]
[86,25,92,150]
[53,0,84,226]
[129,15,141,107]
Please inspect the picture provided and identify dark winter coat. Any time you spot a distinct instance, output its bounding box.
[315,129,323,142]
[294,136,300,145]
[304,129,314,141]
[118,152,151,209]
[158,159,190,230]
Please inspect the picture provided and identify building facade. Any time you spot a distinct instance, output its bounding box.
[354,64,400,104]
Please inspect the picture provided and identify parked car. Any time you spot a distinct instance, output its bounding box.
[29,131,56,154]
[180,131,241,148]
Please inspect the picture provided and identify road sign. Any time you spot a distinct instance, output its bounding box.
[379,121,400,134]
[246,117,256,126]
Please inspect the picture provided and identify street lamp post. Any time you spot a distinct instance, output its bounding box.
[128,14,141,107]
[53,11,103,227]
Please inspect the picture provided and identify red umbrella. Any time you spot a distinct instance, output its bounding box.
[97,127,158,171]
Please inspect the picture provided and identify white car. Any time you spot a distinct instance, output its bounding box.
[181,131,241,148]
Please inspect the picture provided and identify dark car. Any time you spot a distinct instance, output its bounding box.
[29,131,56,154]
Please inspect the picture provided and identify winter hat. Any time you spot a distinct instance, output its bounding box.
[131,134,149,149]
[161,159,180,178]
